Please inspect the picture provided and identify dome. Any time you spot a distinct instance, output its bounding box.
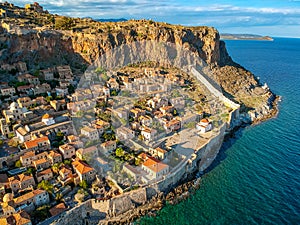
[3,193,14,202]
[42,113,52,119]
[200,118,209,123]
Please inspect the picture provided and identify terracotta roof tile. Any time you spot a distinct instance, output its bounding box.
[72,160,94,175]
[49,203,67,217]
[24,136,49,149]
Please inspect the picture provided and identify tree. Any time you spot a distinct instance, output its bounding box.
[38,180,54,194]
[76,110,83,117]
[115,147,125,157]
[173,109,178,116]
[102,132,115,141]
[52,163,60,174]
[15,160,22,168]
[25,167,36,176]
[8,133,15,139]
[68,84,75,94]
[33,70,40,77]
[64,159,71,166]
[56,131,64,141]
[110,90,117,96]
[45,96,53,103]
[95,67,106,74]
[97,112,111,122]
[124,153,131,161]
[135,158,142,166]
[55,193,63,202]
[55,16,74,30]
[33,205,50,222]
[79,180,88,189]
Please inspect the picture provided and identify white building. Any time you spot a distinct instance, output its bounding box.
[116,126,135,140]
[196,118,213,133]
[141,127,157,141]
[81,126,99,140]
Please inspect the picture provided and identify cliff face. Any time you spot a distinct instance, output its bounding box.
[0,18,276,119]
[0,23,222,67]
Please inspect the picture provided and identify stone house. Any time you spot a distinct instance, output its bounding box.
[130,108,146,119]
[139,115,153,127]
[40,68,54,81]
[17,85,33,94]
[81,126,99,140]
[112,107,128,119]
[149,147,168,160]
[20,151,48,167]
[67,100,95,114]
[0,211,32,225]
[100,140,116,155]
[24,136,50,151]
[116,126,135,141]
[36,168,53,183]
[33,158,51,171]
[2,102,28,123]
[76,146,98,161]
[56,65,73,80]
[0,87,16,96]
[159,105,174,115]
[16,127,31,143]
[58,166,74,186]
[50,99,67,111]
[8,174,35,193]
[14,189,49,210]
[0,118,11,137]
[123,164,141,180]
[17,97,32,108]
[72,160,96,183]
[142,156,169,180]
[47,150,62,165]
[70,88,93,102]
[31,83,51,95]
[67,135,79,143]
[163,118,181,133]
[17,74,40,85]
[55,87,69,97]
[59,144,76,159]
[141,127,157,141]
[49,203,67,217]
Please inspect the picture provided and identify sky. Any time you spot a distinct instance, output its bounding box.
[2,0,300,37]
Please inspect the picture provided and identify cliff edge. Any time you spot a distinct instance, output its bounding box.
[0,2,277,123]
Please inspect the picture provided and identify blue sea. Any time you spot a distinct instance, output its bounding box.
[137,38,300,224]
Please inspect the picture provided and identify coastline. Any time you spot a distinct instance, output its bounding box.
[103,93,281,224]
[0,4,281,224]
[47,85,279,225]
[98,102,280,225]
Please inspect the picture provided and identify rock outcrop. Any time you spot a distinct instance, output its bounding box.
[0,3,277,120]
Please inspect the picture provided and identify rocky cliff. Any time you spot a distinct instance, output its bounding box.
[0,3,277,120]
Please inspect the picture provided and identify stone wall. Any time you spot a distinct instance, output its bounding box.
[51,188,148,225]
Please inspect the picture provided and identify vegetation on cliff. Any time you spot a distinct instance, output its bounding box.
[0,2,277,119]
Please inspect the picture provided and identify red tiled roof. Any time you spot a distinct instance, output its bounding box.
[37,168,53,177]
[24,136,49,149]
[72,160,94,175]
[49,203,67,217]
[200,118,209,123]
